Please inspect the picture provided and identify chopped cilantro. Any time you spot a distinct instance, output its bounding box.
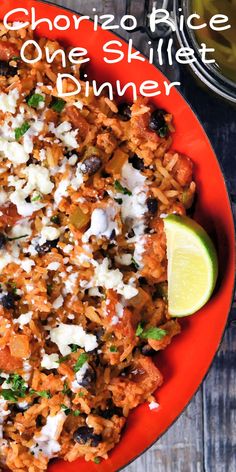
[114,198,123,204]
[31,195,41,202]
[47,284,53,296]
[78,391,85,397]
[74,353,88,373]
[15,122,30,141]
[0,374,27,402]
[131,257,139,269]
[135,323,144,337]
[110,346,117,352]
[141,327,167,340]
[50,97,66,113]
[62,382,71,395]
[30,389,51,399]
[61,404,71,416]
[27,93,45,108]
[51,215,60,225]
[73,409,81,416]
[8,234,28,241]
[94,457,101,464]
[59,355,70,364]
[70,344,79,353]
[114,180,132,196]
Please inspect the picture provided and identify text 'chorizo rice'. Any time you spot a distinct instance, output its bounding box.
[0,24,196,472]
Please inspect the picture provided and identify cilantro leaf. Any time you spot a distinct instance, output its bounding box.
[135,323,144,337]
[114,180,132,196]
[27,93,45,108]
[73,409,81,416]
[131,257,139,270]
[110,346,117,352]
[70,344,79,353]
[50,97,66,113]
[74,353,88,373]
[30,389,51,399]
[141,327,167,340]
[15,122,30,140]
[61,404,71,416]
[0,389,19,402]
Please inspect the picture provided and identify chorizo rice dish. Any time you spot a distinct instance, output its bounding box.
[0,24,196,472]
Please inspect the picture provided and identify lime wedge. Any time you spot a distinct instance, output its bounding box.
[164,215,218,317]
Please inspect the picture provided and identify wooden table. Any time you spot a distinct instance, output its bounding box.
[51,1,236,470]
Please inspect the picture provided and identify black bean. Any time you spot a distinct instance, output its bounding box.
[128,154,144,171]
[100,406,123,419]
[118,103,132,121]
[73,426,102,447]
[141,344,156,357]
[0,292,15,310]
[138,277,147,286]
[147,197,158,214]
[35,239,59,255]
[0,61,17,77]
[0,233,7,249]
[149,109,167,132]
[80,366,96,389]
[81,156,102,176]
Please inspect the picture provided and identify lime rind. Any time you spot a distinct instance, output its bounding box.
[164,215,218,317]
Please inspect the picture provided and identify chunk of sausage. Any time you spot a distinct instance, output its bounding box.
[0,40,19,61]
[148,320,181,351]
[163,151,193,187]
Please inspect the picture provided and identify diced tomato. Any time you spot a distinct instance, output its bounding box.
[9,334,31,359]
[0,204,22,227]
[0,40,19,61]
[0,346,22,371]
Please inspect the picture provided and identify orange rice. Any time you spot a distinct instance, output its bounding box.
[0,24,196,472]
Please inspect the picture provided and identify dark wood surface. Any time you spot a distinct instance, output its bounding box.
[52,1,236,471]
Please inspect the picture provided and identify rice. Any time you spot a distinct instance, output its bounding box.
[0,24,196,472]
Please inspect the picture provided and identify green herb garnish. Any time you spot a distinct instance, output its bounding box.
[31,195,41,202]
[51,215,60,225]
[74,353,88,373]
[47,284,53,296]
[73,409,81,416]
[114,198,123,205]
[0,374,27,402]
[135,323,144,337]
[131,257,139,269]
[58,355,70,364]
[27,93,45,108]
[142,327,167,340]
[61,404,71,416]
[110,346,117,353]
[8,234,29,241]
[15,122,30,141]
[30,389,51,399]
[78,391,85,397]
[94,457,101,464]
[62,382,71,395]
[114,180,132,196]
[50,97,66,113]
[70,344,79,353]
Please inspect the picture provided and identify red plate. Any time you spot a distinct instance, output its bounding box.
[1,1,235,471]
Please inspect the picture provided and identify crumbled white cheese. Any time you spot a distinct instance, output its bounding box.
[47,262,60,271]
[10,189,45,217]
[120,162,148,268]
[14,311,33,329]
[50,323,98,356]
[82,204,119,243]
[115,253,132,266]
[32,412,66,459]
[49,122,78,149]
[0,139,29,165]
[52,295,64,310]
[89,258,138,300]
[0,190,8,205]
[54,178,70,206]
[71,361,89,392]
[71,163,84,190]
[149,401,160,410]
[20,258,35,273]
[62,272,78,295]
[39,226,60,245]
[0,89,19,114]
[8,219,32,239]
[73,100,83,110]
[41,353,59,370]
[23,164,54,195]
